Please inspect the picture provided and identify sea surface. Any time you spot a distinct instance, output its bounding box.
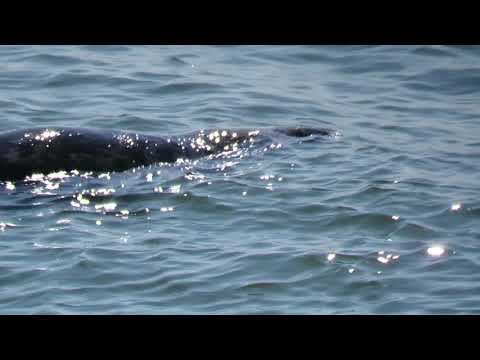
[0,45,479,314]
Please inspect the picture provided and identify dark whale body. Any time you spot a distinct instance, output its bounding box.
[0,127,332,181]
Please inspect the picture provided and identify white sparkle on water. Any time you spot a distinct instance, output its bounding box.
[427,246,445,257]
[95,202,117,211]
[170,185,181,193]
[377,256,389,264]
[451,203,461,211]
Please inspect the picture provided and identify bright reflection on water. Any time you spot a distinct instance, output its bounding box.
[427,246,445,257]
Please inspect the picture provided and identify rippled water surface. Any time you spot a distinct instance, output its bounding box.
[1,45,479,314]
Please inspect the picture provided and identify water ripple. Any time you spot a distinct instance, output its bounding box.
[0,45,479,314]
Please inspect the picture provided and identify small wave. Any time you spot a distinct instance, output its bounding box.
[339,61,405,75]
[19,54,86,66]
[403,68,480,96]
[148,82,224,95]
[45,73,147,88]
[411,46,458,58]
[130,71,183,81]
[168,56,194,66]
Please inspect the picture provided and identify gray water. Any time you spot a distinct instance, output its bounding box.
[0,45,479,314]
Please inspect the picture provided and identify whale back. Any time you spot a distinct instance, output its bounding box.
[0,126,333,181]
[0,128,179,180]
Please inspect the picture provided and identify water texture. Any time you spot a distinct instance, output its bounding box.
[0,45,479,314]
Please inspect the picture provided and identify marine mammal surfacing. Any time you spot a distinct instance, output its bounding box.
[0,126,332,181]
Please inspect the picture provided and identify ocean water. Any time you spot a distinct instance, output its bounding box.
[0,45,479,314]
